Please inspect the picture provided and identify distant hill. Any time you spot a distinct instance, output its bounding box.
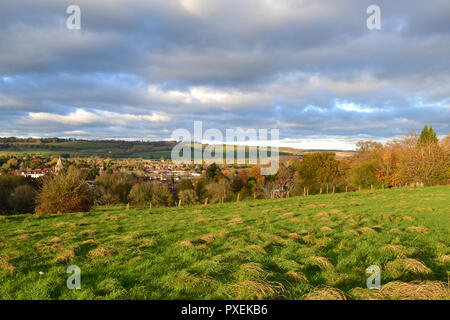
[0,137,353,159]
[0,138,178,158]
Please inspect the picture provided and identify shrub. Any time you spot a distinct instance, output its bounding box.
[240,177,264,200]
[94,173,137,205]
[194,177,208,200]
[0,175,35,215]
[176,179,194,193]
[206,179,232,203]
[35,167,91,214]
[7,185,37,214]
[128,182,153,205]
[128,181,174,207]
[231,175,245,193]
[150,183,174,207]
[178,189,199,206]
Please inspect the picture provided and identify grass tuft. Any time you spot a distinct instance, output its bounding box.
[305,286,346,300]
[380,281,449,300]
[386,258,431,279]
[89,246,116,258]
[0,255,15,274]
[233,280,285,299]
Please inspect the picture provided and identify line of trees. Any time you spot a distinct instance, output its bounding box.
[0,126,448,215]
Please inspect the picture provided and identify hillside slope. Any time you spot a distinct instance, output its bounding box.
[0,186,449,299]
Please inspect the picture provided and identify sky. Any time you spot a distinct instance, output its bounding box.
[0,0,449,150]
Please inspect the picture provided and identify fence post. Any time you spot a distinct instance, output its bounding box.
[345,186,348,193]
[303,187,306,196]
[326,184,329,194]
[204,198,208,205]
[237,193,240,202]
[332,186,335,194]
[178,199,182,207]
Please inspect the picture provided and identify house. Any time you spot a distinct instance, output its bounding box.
[19,168,53,179]
[21,171,45,179]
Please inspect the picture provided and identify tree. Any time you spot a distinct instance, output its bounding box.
[418,125,438,145]
[372,147,398,187]
[88,166,100,180]
[399,133,449,185]
[0,175,36,215]
[352,160,380,188]
[231,175,245,193]
[298,153,340,191]
[275,162,296,194]
[205,163,221,181]
[248,166,263,184]
[128,181,173,207]
[440,134,450,150]
[356,141,382,153]
[150,183,174,207]
[176,179,194,193]
[240,176,264,199]
[94,172,136,205]
[35,167,91,214]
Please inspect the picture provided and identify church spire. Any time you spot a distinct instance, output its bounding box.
[55,156,64,172]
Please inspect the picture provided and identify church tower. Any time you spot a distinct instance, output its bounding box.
[55,156,64,173]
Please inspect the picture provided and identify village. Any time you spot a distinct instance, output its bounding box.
[2,154,251,185]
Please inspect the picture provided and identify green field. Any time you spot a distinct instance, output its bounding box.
[0,140,177,158]
[0,139,301,159]
[0,186,449,300]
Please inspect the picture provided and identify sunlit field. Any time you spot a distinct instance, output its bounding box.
[0,186,448,300]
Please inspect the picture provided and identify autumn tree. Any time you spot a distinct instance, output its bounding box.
[275,161,296,194]
[206,179,233,203]
[399,132,449,185]
[356,140,382,153]
[35,167,91,214]
[298,153,340,192]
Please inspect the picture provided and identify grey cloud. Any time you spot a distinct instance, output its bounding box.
[0,0,449,149]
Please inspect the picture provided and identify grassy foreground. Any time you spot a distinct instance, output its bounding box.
[0,186,449,300]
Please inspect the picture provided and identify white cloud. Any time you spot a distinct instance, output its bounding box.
[25,108,171,126]
[336,102,377,113]
[147,85,265,108]
[63,130,89,135]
